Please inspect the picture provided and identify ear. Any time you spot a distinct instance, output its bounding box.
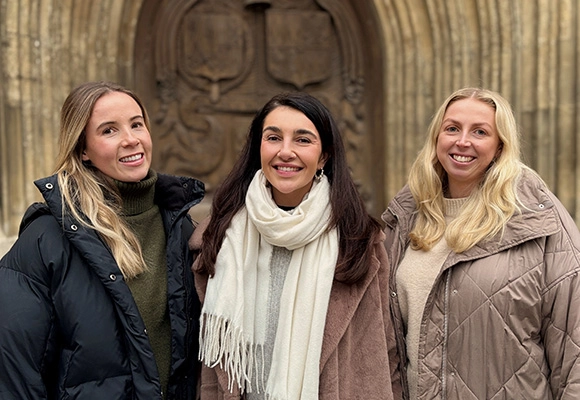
[495,143,503,159]
[81,150,89,161]
[318,154,329,169]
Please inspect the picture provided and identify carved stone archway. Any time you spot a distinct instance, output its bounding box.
[134,0,386,219]
[6,1,580,256]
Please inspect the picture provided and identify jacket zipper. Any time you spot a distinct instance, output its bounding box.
[440,269,451,400]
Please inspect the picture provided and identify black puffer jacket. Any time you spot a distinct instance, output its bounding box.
[0,173,204,400]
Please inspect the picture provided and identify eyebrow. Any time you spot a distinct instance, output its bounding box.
[262,126,317,136]
[96,115,144,131]
[442,118,493,130]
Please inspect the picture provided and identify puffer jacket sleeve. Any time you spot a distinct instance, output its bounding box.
[541,197,580,399]
[382,189,414,400]
[0,213,64,399]
[378,236,403,399]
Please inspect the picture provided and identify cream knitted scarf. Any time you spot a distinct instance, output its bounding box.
[199,170,338,399]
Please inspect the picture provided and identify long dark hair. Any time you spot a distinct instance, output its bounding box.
[196,92,381,284]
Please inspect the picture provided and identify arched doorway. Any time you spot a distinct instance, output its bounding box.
[134,0,385,218]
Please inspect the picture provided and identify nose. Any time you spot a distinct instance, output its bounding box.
[122,127,140,146]
[277,139,296,160]
[455,131,471,147]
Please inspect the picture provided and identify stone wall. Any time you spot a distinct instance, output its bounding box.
[1,0,580,255]
[375,0,580,213]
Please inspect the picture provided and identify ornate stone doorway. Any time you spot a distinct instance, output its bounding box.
[134,0,385,218]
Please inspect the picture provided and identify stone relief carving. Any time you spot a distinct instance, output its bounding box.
[142,0,375,211]
[265,10,333,89]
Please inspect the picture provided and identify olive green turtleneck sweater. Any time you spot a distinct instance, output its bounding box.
[115,170,171,399]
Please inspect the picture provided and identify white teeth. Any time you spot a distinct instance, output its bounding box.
[120,154,142,162]
[452,155,474,162]
[277,166,299,172]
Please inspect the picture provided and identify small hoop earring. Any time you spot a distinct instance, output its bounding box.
[315,168,324,181]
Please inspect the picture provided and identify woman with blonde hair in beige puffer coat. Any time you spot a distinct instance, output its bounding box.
[383,87,580,399]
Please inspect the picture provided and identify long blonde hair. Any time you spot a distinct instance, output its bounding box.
[408,87,524,252]
[54,81,150,279]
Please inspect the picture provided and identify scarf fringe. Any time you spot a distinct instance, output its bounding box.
[199,171,336,399]
[199,312,265,394]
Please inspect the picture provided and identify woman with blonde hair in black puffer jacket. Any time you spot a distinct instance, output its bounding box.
[0,81,204,399]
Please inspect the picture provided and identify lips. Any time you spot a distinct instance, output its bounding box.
[119,153,143,162]
[275,165,301,172]
[451,154,474,163]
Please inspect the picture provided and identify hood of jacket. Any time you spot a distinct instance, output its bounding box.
[382,168,559,259]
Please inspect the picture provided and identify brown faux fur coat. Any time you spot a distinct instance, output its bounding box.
[190,217,401,399]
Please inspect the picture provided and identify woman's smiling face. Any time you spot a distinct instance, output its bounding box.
[436,98,502,198]
[260,106,326,207]
[82,91,152,182]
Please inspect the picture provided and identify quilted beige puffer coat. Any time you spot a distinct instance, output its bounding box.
[382,169,580,400]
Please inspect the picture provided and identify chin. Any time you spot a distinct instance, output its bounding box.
[123,174,148,183]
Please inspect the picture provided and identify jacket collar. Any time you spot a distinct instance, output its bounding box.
[154,172,204,211]
[34,172,205,219]
[382,169,560,262]
[454,170,559,262]
[32,172,205,279]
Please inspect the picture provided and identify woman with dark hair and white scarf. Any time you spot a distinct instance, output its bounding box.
[190,92,401,400]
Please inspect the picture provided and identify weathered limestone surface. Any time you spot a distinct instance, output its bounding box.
[1,0,580,255]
